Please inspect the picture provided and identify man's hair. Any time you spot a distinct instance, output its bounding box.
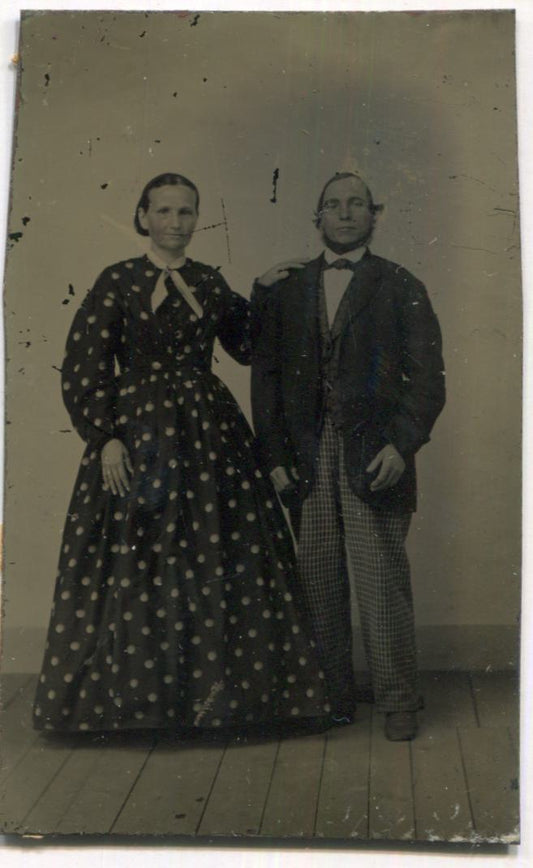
[313,171,383,228]
[134,173,200,236]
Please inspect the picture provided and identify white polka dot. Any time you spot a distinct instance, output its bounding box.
[193,669,203,679]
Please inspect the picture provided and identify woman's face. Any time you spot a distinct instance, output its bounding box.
[138,184,199,260]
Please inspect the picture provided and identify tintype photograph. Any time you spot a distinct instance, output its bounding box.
[0,8,521,847]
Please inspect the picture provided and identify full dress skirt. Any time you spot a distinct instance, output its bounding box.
[33,256,330,732]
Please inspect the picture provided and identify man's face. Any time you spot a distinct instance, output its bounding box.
[318,176,374,252]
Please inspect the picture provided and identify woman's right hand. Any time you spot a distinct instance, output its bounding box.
[257,260,309,288]
[101,438,133,496]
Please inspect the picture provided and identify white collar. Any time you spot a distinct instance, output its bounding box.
[323,246,367,265]
[146,249,187,271]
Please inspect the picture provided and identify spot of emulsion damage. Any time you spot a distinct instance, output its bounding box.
[270,169,280,203]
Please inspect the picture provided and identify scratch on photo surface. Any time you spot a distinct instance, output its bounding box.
[220,198,232,264]
[193,680,224,725]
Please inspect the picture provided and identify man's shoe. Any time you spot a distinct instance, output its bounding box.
[384,711,417,741]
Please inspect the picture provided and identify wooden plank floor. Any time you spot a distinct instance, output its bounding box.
[0,671,519,843]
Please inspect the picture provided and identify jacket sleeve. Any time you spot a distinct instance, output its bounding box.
[61,268,122,450]
[250,280,291,472]
[382,275,446,456]
[215,274,251,365]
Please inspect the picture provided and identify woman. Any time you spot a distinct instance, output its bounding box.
[33,173,330,733]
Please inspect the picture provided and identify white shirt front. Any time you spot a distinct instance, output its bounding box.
[323,246,367,326]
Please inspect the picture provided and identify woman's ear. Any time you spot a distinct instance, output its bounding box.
[137,208,148,232]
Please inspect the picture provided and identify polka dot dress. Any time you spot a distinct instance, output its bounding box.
[33,256,330,732]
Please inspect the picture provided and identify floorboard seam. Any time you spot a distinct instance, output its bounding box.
[366,707,374,839]
[456,725,477,837]
[108,734,158,834]
[22,743,76,831]
[311,734,328,837]
[0,733,40,787]
[194,740,228,835]
[468,672,481,727]
[257,737,280,836]
[408,741,417,840]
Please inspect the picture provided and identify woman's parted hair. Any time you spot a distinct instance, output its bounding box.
[134,173,200,236]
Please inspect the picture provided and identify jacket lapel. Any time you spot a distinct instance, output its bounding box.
[345,252,382,321]
[296,255,323,338]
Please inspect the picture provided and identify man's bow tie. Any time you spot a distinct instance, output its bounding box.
[324,258,359,271]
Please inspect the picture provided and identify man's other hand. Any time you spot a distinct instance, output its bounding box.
[366,444,405,492]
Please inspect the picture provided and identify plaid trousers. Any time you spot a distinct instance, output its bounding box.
[297,417,419,713]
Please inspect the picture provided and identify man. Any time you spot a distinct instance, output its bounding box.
[251,172,445,740]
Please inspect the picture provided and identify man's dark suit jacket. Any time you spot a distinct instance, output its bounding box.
[251,251,445,513]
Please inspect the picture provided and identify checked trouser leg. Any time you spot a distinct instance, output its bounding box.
[297,417,419,714]
[338,444,418,711]
[297,419,357,715]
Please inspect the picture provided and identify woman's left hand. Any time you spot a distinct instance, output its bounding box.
[101,438,133,496]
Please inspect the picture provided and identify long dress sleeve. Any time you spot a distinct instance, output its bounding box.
[215,274,251,365]
[250,281,291,473]
[61,268,122,450]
